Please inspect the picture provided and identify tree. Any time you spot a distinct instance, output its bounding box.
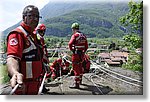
[123,34,142,49]
[119,1,143,72]
[119,0,143,49]
[119,1,143,34]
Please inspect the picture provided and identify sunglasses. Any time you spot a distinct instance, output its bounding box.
[38,30,45,33]
[26,14,42,20]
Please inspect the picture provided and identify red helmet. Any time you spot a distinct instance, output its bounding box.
[36,24,46,31]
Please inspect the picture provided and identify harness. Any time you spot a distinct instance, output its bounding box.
[73,32,86,52]
[11,26,43,79]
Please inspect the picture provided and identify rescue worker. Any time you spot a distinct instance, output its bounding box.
[82,54,90,73]
[34,23,50,93]
[34,23,50,77]
[7,5,43,95]
[50,58,62,81]
[34,24,49,64]
[61,55,71,75]
[50,56,70,81]
[68,22,88,88]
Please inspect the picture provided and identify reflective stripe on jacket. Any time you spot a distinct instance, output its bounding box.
[8,26,43,80]
[69,31,88,52]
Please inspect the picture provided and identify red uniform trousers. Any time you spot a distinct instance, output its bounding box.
[50,66,60,80]
[72,53,84,83]
[15,81,41,95]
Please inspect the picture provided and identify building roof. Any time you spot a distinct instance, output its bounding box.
[111,57,123,61]
[105,59,121,65]
[110,50,129,57]
[98,53,110,58]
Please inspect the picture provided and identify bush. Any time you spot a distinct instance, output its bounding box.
[122,53,143,72]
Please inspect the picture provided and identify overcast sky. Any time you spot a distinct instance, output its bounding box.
[0,0,49,32]
[0,0,143,32]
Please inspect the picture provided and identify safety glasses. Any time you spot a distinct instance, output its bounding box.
[26,14,42,20]
[38,30,45,33]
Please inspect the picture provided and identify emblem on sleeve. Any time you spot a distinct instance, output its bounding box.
[9,38,18,46]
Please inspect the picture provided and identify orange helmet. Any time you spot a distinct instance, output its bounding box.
[36,24,46,31]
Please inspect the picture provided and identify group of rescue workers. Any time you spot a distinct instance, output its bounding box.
[6,5,90,95]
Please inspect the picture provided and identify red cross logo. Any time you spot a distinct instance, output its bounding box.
[9,38,18,46]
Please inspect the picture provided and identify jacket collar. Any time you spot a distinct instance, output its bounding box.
[20,22,32,34]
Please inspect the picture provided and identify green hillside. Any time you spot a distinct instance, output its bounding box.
[2,2,129,38]
[44,7,128,38]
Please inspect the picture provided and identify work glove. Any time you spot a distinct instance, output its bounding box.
[10,73,23,88]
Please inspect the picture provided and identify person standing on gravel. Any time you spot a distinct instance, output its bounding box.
[68,22,88,88]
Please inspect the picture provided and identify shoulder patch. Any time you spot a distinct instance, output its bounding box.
[9,38,18,46]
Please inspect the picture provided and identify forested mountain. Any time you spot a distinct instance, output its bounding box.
[3,1,129,38]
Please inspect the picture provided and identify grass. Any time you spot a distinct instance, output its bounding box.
[0,64,10,84]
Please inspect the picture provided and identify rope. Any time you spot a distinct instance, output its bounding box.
[90,75,104,95]
[38,72,47,95]
[49,48,58,60]
[92,61,143,83]
[57,48,63,94]
[91,61,143,87]
[83,74,104,95]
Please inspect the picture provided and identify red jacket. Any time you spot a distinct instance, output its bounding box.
[7,22,43,81]
[36,33,49,63]
[50,58,62,71]
[68,31,88,53]
[50,58,70,74]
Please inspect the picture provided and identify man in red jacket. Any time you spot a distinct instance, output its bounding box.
[68,22,88,88]
[34,23,50,93]
[35,24,49,64]
[50,56,70,81]
[50,58,62,81]
[7,5,43,95]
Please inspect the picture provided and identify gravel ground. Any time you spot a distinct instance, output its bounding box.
[44,66,143,95]
[0,66,143,95]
